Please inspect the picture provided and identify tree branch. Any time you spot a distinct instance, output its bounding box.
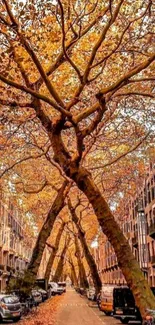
[89,132,151,170]
[0,73,72,118]
[2,0,64,108]
[97,53,155,97]
[57,0,82,81]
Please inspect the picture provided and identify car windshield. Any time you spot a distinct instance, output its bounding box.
[32,291,40,296]
[114,288,135,308]
[58,283,66,287]
[2,296,19,304]
[51,283,58,288]
[101,286,114,298]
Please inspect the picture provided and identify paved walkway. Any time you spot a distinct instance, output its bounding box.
[55,288,121,325]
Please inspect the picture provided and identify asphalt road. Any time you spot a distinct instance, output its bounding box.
[56,288,121,325]
[56,288,142,325]
[0,289,142,325]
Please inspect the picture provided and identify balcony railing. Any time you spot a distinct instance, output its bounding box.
[148,222,155,239]
[132,231,138,247]
[150,256,155,266]
[3,241,10,252]
[6,265,15,273]
[0,264,5,270]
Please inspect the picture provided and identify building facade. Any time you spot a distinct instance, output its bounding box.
[0,197,34,291]
[95,161,155,286]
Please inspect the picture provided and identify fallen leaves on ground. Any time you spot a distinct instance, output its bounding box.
[19,295,63,325]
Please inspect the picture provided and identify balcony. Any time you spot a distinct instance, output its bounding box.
[148,222,155,239]
[3,242,9,252]
[0,231,3,248]
[6,265,12,272]
[0,264,5,271]
[132,232,138,247]
[6,265,15,273]
[150,256,155,267]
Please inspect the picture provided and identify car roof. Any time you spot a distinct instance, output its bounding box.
[0,294,15,298]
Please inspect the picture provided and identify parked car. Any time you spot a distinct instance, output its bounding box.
[75,287,80,293]
[49,282,64,295]
[57,282,66,294]
[113,286,141,324]
[143,309,155,325]
[97,291,101,308]
[87,287,96,301]
[113,286,155,324]
[0,294,21,322]
[99,284,117,315]
[31,290,42,305]
[79,287,87,295]
[35,278,51,298]
[36,288,48,302]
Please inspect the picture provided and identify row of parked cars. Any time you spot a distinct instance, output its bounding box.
[78,284,155,324]
[0,281,66,323]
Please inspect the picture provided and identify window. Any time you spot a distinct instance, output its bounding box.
[152,187,155,201]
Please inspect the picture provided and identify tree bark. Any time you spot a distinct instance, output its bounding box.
[68,199,102,294]
[74,236,89,289]
[27,181,68,280]
[71,264,78,287]
[70,166,155,317]
[50,125,155,318]
[52,237,70,282]
[44,222,65,282]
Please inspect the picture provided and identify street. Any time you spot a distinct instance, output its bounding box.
[0,289,142,325]
[55,288,140,325]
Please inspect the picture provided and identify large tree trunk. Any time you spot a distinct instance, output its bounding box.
[74,236,89,289]
[68,257,78,287]
[71,264,78,287]
[44,222,65,282]
[27,181,68,280]
[71,166,155,318]
[68,199,102,294]
[52,237,70,282]
[51,126,155,318]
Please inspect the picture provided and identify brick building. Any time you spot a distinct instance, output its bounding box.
[0,197,34,291]
[94,161,155,286]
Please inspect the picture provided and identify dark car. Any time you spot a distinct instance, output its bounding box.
[35,279,51,298]
[113,286,141,323]
[31,290,42,305]
[0,294,21,322]
[113,286,155,324]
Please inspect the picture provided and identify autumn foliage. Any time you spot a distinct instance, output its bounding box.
[0,0,154,319]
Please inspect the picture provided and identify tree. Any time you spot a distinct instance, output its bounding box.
[45,221,66,282]
[0,0,155,318]
[69,258,78,287]
[68,198,102,294]
[52,236,70,282]
[74,235,89,289]
[27,181,68,280]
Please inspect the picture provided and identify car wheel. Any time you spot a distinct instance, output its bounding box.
[104,311,111,316]
[13,317,21,322]
[120,319,128,324]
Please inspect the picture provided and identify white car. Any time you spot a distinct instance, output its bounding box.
[49,282,64,295]
[87,287,96,301]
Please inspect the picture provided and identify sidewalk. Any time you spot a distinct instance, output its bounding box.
[18,295,62,325]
